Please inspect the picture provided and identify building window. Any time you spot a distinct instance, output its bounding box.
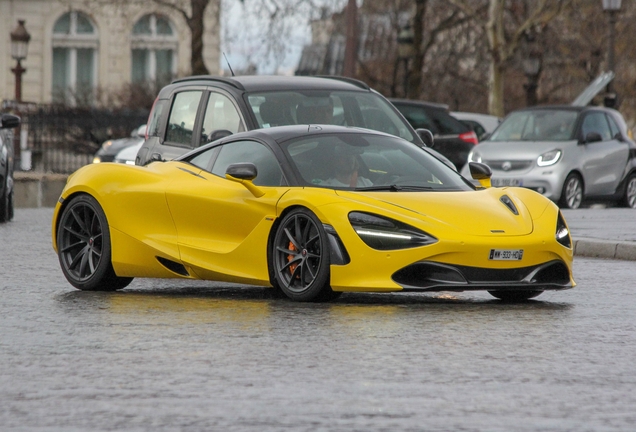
[132,14,178,87]
[52,11,99,105]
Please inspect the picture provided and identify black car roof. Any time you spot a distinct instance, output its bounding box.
[168,75,371,93]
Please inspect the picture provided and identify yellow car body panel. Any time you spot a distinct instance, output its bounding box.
[53,160,574,292]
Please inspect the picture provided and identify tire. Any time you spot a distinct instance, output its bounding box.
[619,173,636,209]
[57,194,133,291]
[271,208,335,302]
[559,173,583,209]
[488,290,544,301]
[0,173,9,223]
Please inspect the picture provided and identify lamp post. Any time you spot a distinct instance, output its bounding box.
[10,20,31,102]
[602,0,621,106]
[397,25,415,98]
[523,55,541,107]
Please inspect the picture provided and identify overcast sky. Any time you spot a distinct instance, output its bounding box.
[220,0,348,75]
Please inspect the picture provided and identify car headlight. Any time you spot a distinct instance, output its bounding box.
[349,212,437,250]
[92,156,102,164]
[467,149,482,163]
[537,149,561,167]
[556,211,571,248]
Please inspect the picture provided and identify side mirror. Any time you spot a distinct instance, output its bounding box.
[226,163,264,197]
[0,114,21,129]
[583,131,603,143]
[226,162,257,180]
[469,162,492,189]
[416,128,434,147]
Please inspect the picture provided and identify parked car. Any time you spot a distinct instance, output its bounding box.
[0,113,20,222]
[93,124,146,164]
[52,125,575,302]
[136,75,453,168]
[461,105,636,209]
[389,99,478,171]
[451,111,502,140]
[114,141,143,165]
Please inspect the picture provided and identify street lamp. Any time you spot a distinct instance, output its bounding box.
[522,54,541,106]
[602,0,621,106]
[397,25,415,97]
[10,20,31,102]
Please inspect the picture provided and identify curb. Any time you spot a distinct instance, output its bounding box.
[573,238,636,261]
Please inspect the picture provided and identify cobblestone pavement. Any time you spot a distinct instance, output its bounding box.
[1,209,635,431]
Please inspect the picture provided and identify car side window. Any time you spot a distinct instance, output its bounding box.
[165,91,202,147]
[394,105,438,134]
[606,114,621,139]
[201,93,245,145]
[581,112,612,141]
[210,140,285,186]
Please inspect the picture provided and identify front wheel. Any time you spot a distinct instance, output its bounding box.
[488,290,544,301]
[559,173,583,209]
[620,173,636,209]
[57,194,132,291]
[271,208,335,302]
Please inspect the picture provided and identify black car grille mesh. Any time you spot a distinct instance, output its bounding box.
[484,160,533,171]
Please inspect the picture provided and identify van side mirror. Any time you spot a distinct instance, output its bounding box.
[416,128,434,147]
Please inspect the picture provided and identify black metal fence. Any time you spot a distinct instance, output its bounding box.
[15,105,149,174]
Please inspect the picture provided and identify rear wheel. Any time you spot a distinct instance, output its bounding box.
[559,173,583,209]
[488,290,543,301]
[57,194,132,291]
[620,173,636,209]
[271,208,336,302]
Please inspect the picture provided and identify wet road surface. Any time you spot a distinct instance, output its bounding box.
[1,209,635,431]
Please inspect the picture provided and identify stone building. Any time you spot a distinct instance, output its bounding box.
[0,0,221,106]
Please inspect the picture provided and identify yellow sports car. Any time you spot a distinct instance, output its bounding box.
[52,125,575,301]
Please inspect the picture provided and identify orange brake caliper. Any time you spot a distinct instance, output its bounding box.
[288,242,298,276]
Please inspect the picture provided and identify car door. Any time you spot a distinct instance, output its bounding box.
[165,140,289,283]
[578,111,629,196]
[158,89,205,161]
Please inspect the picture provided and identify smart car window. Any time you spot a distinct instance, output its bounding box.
[211,140,284,186]
[283,133,472,191]
[165,91,202,146]
[490,110,577,141]
[246,91,415,143]
[606,114,621,139]
[201,93,245,145]
[582,112,612,141]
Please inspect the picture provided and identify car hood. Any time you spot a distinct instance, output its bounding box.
[475,140,576,159]
[335,187,541,237]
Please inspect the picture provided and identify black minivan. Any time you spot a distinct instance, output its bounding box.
[390,99,478,171]
[0,113,21,222]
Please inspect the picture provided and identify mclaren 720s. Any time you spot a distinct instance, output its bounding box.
[52,125,575,302]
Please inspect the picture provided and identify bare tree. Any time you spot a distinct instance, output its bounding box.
[449,0,570,116]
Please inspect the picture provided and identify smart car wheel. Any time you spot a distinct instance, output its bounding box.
[272,208,335,302]
[559,173,583,209]
[488,290,543,301]
[620,173,636,209]
[57,194,133,291]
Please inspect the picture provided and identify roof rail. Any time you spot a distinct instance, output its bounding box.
[171,75,245,91]
[316,75,370,90]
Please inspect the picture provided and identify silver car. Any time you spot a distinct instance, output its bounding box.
[460,106,636,209]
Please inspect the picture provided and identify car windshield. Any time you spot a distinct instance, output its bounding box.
[246,90,416,143]
[282,133,474,191]
[489,110,578,141]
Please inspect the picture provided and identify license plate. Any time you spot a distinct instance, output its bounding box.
[492,178,522,187]
[489,249,524,261]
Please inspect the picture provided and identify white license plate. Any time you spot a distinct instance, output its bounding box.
[492,178,522,187]
[489,249,524,261]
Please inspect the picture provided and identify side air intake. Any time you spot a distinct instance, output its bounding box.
[156,257,189,276]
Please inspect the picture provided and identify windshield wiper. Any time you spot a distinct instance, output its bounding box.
[354,184,403,192]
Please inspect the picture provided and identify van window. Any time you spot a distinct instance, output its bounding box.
[165,91,202,146]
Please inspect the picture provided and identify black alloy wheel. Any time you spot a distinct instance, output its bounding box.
[488,290,544,301]
[271,208,338,301]
[57,194,132,291]
[559,173,583,209]
[620,173,636,209]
